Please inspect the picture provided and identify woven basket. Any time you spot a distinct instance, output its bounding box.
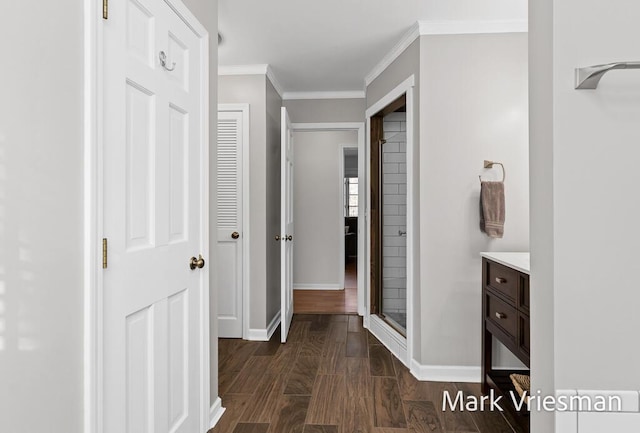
[510,373,530,402]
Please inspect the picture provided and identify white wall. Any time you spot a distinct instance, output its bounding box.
[0,2,83,431]
[0,0,217,431]
[531,0,640,431]
[418,33,529,369]
[293,130,358,288]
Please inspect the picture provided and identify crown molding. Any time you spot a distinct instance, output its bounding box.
[218,64,284,98]
[282,90,366,101]
[364,19,528,87]
[418,19,528,36]
[265,66,284,99]
[364,22,421,87]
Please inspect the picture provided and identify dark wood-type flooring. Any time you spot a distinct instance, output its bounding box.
[294,260,358,314]
[211,314,524,433]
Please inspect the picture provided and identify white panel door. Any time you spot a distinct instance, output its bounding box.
[216,110,244,338]
[102,0,206,432]
[281,107,294,342]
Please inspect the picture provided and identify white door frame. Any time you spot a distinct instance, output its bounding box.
[338,144,359,293]
[290,122,366,316]
[364,75,416,368]
[83,1,212,432]
[217,104,251,339]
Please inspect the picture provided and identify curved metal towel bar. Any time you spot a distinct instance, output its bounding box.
[575,61,640,89]
[479,160,505,183]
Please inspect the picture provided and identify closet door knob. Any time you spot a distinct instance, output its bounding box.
[286,235,293,241]
[275,235,281,241]
[231,231,240,239]
[189,254,205,270]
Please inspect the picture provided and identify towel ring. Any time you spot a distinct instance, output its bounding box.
[479,160,506,183]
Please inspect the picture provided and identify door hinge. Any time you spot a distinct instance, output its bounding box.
[102,0,108,19]
[102,238,108,269]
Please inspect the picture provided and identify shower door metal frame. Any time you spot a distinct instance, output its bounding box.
[370,95,408,336]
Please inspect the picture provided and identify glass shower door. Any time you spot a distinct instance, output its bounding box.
[380,110,407,332]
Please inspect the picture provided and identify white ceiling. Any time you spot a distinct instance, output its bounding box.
[218,0,527,95]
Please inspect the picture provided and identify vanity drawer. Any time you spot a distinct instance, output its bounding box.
[486,292,517,338]
[486,260,518,302]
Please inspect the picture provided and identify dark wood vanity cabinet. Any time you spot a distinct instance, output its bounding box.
[481,255,530,432]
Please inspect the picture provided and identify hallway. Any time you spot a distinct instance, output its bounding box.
[293,260,358,314]
[211,314,523,433]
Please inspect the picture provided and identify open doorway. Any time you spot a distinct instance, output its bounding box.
[341,146,359,311]
[289,123,366,315]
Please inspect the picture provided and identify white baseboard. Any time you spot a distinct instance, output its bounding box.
[209,397,225,429]
[368,315,408,366]
[409,360,481,383]
[294,283,342,291]
[247,310,281,341]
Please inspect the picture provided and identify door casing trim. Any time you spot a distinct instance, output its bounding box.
[339,143,359,294]
[290,122,366,316]
[364,75,416,369]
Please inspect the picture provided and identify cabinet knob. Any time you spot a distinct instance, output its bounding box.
[495,312,506,320]
[495,277,507,284]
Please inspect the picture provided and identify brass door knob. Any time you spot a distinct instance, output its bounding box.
[286,235,293,241]
[275,235,281,241]
[231,231,240,239]
[189,254,205,270]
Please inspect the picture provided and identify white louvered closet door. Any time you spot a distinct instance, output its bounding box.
[217,110,244,338]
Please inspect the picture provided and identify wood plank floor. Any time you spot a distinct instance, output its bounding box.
[211,314,525,433]
[294,260,358,314]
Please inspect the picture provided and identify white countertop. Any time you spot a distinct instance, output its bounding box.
[480,252,530,275]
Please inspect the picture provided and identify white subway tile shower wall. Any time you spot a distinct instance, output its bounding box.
[382,114,407,328]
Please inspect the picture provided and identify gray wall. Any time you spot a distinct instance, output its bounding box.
[219,74,268,329]
[344,152,358,177]
[284,98,365,123]
[529,0,554,431]
[0,0,218,431]
[219,74,282,330]
[531,0,640,431]
[418,33,529,368]
[293,130,358,287]
[367,38,423,362]
[265,79,282,324]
